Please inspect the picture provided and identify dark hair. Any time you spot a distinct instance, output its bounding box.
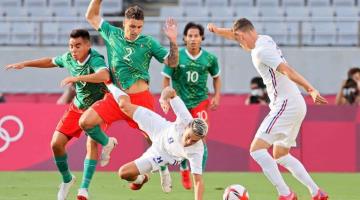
[233,18,255,32]
[70,29,90,41]
[347,67,360,79]
[183,22,205,41]
[251,76,266,89]
[125,5,144,20]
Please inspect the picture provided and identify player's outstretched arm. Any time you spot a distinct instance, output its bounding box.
[86,0,102,30]
[277,63,328,104]
[60,69,110,86]
[163,18,179,67]
[207,23,236,41]
[193,174,204,200]
[5,57,56,70]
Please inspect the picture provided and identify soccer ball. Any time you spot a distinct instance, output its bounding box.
[222,184,249,200]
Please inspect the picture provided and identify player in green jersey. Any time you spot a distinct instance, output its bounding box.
[81,1,179,184]
[162,22,221,191]
[5,29,111,200]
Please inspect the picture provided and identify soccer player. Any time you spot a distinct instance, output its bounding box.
[82,1,178,170]
[5,29,111,200]
[113,86,207,200]
[161,22,221,190]
[208,18,329,200]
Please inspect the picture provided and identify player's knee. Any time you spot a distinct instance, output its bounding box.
[50,140,64,154]
[79,115,94,130]
[273,151,288,160]
[118,166,131,181]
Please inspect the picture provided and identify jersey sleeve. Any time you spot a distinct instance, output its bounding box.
[89,55,108,72]
[170,96,193,127]
[187,143,205,175]
[98,19,122,43]
[52,53,66,68]
[161,65,174,78]
[208,55,220,78]
[258,47,284,70]
[133,107,170,138]
[150,37,169,63]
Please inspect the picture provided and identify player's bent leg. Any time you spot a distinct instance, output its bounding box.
[79,109,117,166]
[119,161,150,190]
[274,145,324,199]
[250,138,292,197]
[78,138,99,200]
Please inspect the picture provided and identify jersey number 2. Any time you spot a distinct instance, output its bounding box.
[123,47,133,62]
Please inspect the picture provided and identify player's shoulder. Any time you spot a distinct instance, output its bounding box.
[257,35,277,49]
[89,48,104,59]
[201,49,218,60]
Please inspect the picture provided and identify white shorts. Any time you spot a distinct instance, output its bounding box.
[255,96,306,148]
[134,147,176,174]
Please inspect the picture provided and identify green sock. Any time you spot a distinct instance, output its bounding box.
[202,143,208,171]
[180,159,189,171]
[160,166,167,171]
[80,159,97,189]
[54,154,72,183]
[85,125,109,146]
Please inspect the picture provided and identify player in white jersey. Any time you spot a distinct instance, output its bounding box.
[208,18,329,200]
[106,85,207,200]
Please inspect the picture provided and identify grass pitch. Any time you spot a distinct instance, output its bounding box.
[0,171,359,200]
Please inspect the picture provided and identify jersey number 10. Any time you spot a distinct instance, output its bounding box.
[186,71,199,83]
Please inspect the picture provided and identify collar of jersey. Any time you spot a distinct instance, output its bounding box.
[77,53,91,66]
[125,34,140,43]
[185,49,202,60]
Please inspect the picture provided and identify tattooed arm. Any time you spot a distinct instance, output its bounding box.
[163,18,179,67]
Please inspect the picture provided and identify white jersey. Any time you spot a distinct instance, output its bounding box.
[133,96,204,174]
[251,35,301,105]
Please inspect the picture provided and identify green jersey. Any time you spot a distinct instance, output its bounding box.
[53,49,108,109]
[98,20,169,90]
[162,48,220,109]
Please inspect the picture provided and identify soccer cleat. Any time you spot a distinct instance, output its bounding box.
[57,175,76,200]
[100,137,118,167]
[130,174,149,190]
[312,189,329,200]
[77,188,89,200]
[159,169,172,193]
[180,169,192,190]
[278,191,298,200]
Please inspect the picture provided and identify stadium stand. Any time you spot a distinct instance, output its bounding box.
[0,0,359,46]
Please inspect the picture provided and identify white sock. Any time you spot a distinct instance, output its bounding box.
[160,166,170,176]
[131,175,145,184]
[250,149,290,196]
[107,83,128,101]
[276,154,319,196]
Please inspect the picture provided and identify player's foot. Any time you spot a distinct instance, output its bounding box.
[57,175,76,200]
[278,191,298,200]
[130,174,149,190]
[77,188,89,200]
[100,137,118,167]
[159,168,172,193]
[312,189,328,200]
[180,169,192,190]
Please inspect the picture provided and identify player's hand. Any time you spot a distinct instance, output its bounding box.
[163,17,177,43]
[210,94,220,110]
[159,97,170,114]
[61,76,78,87]
[207,23,218,33]
[5,63,25,70]
[309,89,328,104]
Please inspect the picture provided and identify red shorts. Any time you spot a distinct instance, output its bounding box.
[55,103,108,138]
[91,90,155,129]
[189,99,210,121]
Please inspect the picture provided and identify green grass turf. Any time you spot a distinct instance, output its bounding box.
[0,171,359,200]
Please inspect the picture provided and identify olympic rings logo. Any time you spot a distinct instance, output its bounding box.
[0,115,24,152]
